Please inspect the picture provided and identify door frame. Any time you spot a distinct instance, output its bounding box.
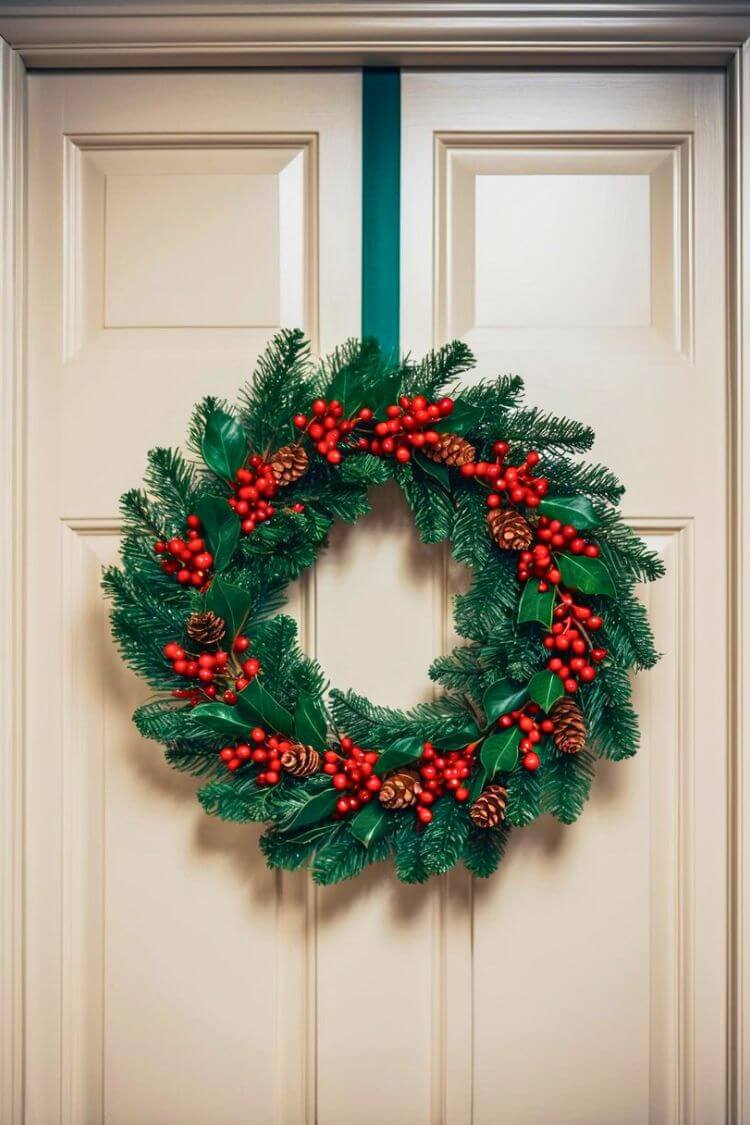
[1,6,749,1123]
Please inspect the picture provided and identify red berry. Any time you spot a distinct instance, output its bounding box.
[564,678,578,693]
[417,807,433,824]
[293,414,308,429]
[523,751,540,771]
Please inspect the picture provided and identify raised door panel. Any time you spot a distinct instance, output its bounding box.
[402,71,726,1124]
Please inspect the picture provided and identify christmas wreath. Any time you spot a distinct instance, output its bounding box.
[104,330,662,885]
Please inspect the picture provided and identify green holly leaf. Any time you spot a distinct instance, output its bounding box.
[435,400,481,436]
[294,692,328,750]
[517,581,555,629]
[204,576,253,643]
[191,702,250,739]
[200,409,248,482]
[483,679,529,724]
[527,669,565,712]
[236,678,295,737]
[281,788,339,833]
[431,719,482,751]
[413,449,451,490]
[374,735,425,776]
[195,494,239,572]
[468,765,489,802]
[480,727,521,779]
[557,552,616,597]
[350,802,390,847]
[367,371,402,419]
[539,495,599,530]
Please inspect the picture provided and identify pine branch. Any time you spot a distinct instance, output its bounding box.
[542,750,595,823]
[393,823,430,883]
[419,798,471,876]
[260,823,338,871]
[312,824,393,885]
[543,455,625,505]
[144,446,201,520]
[497,407,595,454]
[451,488,492,568]
[401,339,475,399]
[596,513,666,584]
[582,665,640,760]
[330,688,474,748]
[238,328,312,453]
[395,462,454,543]
[462,824,511,878]
[602,590,660,671]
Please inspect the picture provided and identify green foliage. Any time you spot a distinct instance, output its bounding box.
[582,665,640,760]
[401,339,475,399]
[104,330,661,886]
[419,798,471,877]
[463,824,510,878]
[542,750,596,824]
[237,328,312,453]
[395,462,454,544]
[329,688,475,749]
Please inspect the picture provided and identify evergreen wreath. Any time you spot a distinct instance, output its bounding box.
[104,330,663,885]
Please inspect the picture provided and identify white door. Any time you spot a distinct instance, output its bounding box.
[25,68,727,1124]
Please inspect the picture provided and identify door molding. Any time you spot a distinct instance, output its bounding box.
[2,8,749,1124]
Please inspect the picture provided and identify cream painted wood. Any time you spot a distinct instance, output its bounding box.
[25,71,360,1125]
[402,71,726,1124]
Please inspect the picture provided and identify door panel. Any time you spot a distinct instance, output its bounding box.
[401,71,726,1124]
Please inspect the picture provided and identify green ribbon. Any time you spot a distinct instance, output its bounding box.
[361,68,401,359]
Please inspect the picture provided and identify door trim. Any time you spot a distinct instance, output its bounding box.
[1,9,748,1124]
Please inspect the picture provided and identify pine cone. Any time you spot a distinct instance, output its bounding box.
[186,610,225,646]
[469,784,508,829]
[268,443,309,486]
[423,433,476,467]
[550,698,587,754]
[280,743,322,778]
[487,508,533,550]
[379,769,422,809]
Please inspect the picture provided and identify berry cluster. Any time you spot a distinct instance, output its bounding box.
[294,398,355,465]
[218,726,288,785]
[228,456,278,535]
[357,394,454,463]
[321,736,382,815]
[460,443,548,509]
[498,704,553,771]
[154,514,213,587]
[163,633,259,705]
[543,592,606,692]
[517,516,600,586]
[415,741,476,824]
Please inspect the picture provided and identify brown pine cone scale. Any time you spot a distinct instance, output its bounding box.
[186,610,226,646]
[268,443,309,486]
[280,743,322,778]
[469,784,508,829]
[379,769,423,809]
[487,508,534,551]
[550,698,587,754]
[423,433,476,467]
